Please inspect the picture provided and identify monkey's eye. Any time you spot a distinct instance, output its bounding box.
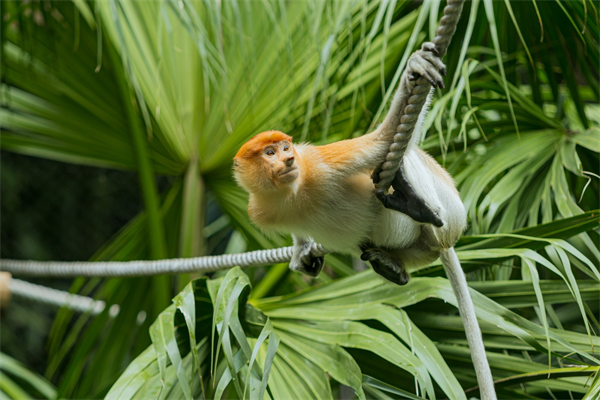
[283,145,290,152]
[266,149,275,156]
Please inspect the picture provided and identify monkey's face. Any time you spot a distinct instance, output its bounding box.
[234,131,299,193]
[261,140,299,185]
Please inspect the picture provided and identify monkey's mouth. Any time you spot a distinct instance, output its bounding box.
[278,167,299,183]
[279,167,298,176]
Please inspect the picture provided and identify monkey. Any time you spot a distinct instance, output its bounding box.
[233,41,466,286]
[233,40,497,398]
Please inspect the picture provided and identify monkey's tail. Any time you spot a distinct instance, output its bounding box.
[440,247,497,400]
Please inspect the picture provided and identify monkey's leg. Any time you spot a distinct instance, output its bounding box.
[290,235,324,277]
[374,42,446,227]
[360,245,410,286]
[374,163,443,227]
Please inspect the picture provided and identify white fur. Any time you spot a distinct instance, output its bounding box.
[403,149,466,249]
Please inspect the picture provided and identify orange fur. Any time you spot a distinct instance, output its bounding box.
[315,134,377,167]
[244,144,326,228]
[235,131,292,160]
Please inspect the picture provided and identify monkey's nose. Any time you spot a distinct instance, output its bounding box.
[285,156,294,167]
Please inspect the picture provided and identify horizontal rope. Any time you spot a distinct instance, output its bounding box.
[0,244,327,278]
[11,279,106,315]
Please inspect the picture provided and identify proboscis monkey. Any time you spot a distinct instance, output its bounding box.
[234,43,465,285]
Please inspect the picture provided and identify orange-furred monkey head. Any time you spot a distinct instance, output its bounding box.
[233,131,300,192]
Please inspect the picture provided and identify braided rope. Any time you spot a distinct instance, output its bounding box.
[0,243,327,278]
[11,278,106,314]
[375,0,465,190]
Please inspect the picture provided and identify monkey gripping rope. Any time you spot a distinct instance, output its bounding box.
[375,0,465,190]
[375,2,498,398]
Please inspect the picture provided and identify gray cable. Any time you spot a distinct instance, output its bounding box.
[0,244,326,278]
[10,279,106,315]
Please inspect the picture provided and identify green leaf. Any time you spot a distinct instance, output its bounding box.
[149,304,192,400]
[0,354,56,400]
[274,320,435,399]
[275,330,365,399]
[274,343,332,400]
[572,128,600,152]
[493,367,598,390]
[363,375,426,400]
[583,369,600,400]
[105,346,159,400]
[457,211,600,251]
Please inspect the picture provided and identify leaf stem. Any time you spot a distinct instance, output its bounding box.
[107,42,167,261]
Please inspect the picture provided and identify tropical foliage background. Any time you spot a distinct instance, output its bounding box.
[1,0,599,399]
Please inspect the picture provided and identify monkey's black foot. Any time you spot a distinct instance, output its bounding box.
[290,243,324,277]
[360,247,410,286]
[406,42,447,89]
[290,255,324,277]
[301,255,324,277]
[374,164,443,227]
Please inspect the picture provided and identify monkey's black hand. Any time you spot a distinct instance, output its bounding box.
[290,239,324,277]
[406,42,447,89]
[371,165,383,184]
[375,164,444,227]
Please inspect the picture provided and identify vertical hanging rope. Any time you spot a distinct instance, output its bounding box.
[431,0,465,58]
[375,0,465,191]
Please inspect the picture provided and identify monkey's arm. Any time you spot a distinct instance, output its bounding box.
[317,44,445,174]
[289,235,324,277]
[312,132,388,177]
[377,42,446,139]
[372,42,447,227]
